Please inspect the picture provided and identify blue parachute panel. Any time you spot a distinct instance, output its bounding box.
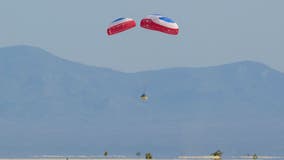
[159,17,175,23]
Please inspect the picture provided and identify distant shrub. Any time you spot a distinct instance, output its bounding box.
[211,150,222,160]
[145,152,152,159]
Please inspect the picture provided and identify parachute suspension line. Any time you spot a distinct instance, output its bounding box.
[140,78,148,102]
[137,14,179,101]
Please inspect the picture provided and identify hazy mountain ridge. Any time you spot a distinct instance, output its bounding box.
[0,45,283,157]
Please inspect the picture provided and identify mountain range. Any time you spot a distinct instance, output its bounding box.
[0,45,284,157]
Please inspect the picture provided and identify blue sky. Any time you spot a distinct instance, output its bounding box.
[0,0,283,72]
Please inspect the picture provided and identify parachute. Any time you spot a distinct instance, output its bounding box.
[140,14,179,35]
[107,18,136,35]
[106,15,179,103]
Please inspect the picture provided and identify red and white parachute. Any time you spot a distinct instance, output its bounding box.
[107,15,179,102]
[107,18,136,36]
[140,14,179,35]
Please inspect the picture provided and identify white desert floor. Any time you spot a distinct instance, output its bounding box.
[1,156,284,160]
